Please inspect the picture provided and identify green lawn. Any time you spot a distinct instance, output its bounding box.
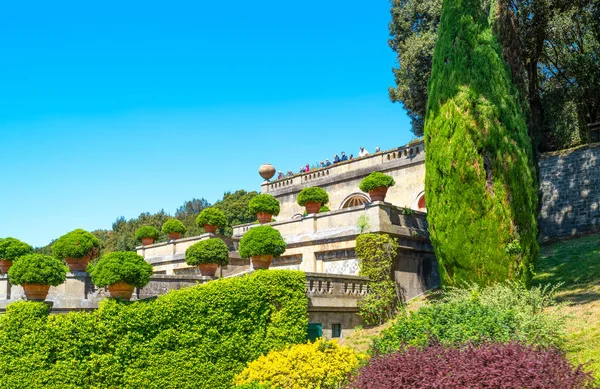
[533,234,600,382]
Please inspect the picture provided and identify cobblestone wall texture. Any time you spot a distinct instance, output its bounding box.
[539,143,600,241]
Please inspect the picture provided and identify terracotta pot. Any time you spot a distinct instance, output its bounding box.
[198,263,219,277]
[23,284,51,301]
[108,282,135,300]
[204,224,217,234]
[369,186,388,202]
[257,212,272,224]
[304,202,322,215]
[0,259,12,274]
[141,237,155,246]
[65,255,91,272]
[251,254,273,270]
[168,232,181,240]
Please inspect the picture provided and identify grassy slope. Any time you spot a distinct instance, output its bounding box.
[533,234,600,381]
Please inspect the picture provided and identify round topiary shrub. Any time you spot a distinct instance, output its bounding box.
[359,172,396,192]
[196,208,228,228]
[185,238,229,266]
[8,253,68,286]
[239,225,286,261]
[136,226,160,241]
[161,219,187,235]
[88,251,153,288]
[0,237,34,262]
[248,194,281,216]
[297,187,329,206]
[52,229,100,260]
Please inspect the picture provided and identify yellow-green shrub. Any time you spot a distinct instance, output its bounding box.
[235,339,366,389]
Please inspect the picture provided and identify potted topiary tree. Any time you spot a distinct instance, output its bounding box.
[238,225,286,270]
[8,253,68,301]
[136,226,160,245]
[0,237,34,274]
[87,251,153,301]
[359,172,396,202]
[297,187,329,215]
[162,219,187,240]
[196,208,228,234]
[248,194,281,224]
[52,229,101,272]
[185,238,229,277]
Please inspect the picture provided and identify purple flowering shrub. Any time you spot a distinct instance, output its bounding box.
[348,342,597,389]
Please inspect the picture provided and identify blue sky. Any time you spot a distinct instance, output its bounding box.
[0,1,414,247]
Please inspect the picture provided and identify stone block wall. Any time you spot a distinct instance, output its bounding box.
[539,143,600,241]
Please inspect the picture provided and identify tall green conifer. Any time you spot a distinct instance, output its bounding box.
[424,0,538,286]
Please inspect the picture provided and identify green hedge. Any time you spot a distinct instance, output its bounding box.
[8,254,68,286]
[135,226,160,240]
[297,187,329,206]
[0,270,308,389]
[185,238,229,266]
[161,219,187,234]
[248,194,281,216]
[88,251,153,288]
[52,229,100,260]
[238,226,286,258]
[196,208,228,228]
[359,172,396,192]
[0,237,33,262]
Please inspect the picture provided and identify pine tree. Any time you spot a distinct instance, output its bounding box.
[424,0,538,286]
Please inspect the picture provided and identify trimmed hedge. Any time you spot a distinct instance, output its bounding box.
[8,253,68,286]
[135,226,160,240]
[0,270,308,389]
[248,194,280,216]
[238,226,286,259]
[161,219,187,234]
[0,237,33,262]
[88,251,153,288]
[52,229,100,260]
[297,187,329,206]
[359,172,396,192]
[196,208,228,228]
[185,238,229,266]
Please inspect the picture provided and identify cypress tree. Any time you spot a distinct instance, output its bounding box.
[424,0,538,286]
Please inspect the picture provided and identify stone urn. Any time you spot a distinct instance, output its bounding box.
[23,284,51,301]
[369,187,388,202]
[259,163,276,181]
[251,254,273,270]
[257,212,272,224]
[108,282,135,300]
[66,255,91,272]
[141,237,155,246]
[0,259,12,274]
[304,202,321,215]
[204,224,217,234]
[168,233,181,240]
[198,263,219,277]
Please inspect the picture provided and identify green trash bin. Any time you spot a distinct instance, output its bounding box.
[308,322,322,342]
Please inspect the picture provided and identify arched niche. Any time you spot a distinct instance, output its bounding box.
[339,193,371,209]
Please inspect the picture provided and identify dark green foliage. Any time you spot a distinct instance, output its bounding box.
[0,271,308,389]
[8,253,68,286]
[185,238,229,266]
[135,226,160,240]
[161,219,187,234]
[213,190,260,236]
[52,229,101,260]
[297,187,329,206]
[0,237,34,262]
[359,172,396,192]
[355,234,400,325]
[196,208,228,228]
[239,226,286,258]
[424,0,538,287]
[87,251,153,288]
[248,194,281,216]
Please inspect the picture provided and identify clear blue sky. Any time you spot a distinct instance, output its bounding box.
[0,1,414,247]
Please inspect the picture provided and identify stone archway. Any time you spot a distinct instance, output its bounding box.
[340,193,371,209]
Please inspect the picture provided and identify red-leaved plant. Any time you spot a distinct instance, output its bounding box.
[347,342,597,389]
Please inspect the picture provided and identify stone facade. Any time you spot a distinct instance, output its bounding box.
[539,143,600,241]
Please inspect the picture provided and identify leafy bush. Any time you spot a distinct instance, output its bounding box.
[0,270,308,389]
[371,283,565,355]
[235,339,365,389]
[297,187,329,206]
[185,238,229,266]
[135,226,160,240]
[355,233,399,326]
[88,251,153,288]
[238,226,286,259]
[248,194,281,216]
[349,343,596,389]
[359,172,396,192]
[196,207,228,228]
[161,219,187,234]
[52,229,101,260]
[8,253,68,286]
[0,237,33,262]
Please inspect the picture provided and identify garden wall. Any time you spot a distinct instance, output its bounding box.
[539,143,600,241]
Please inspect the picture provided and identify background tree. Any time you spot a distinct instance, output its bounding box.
[175,197,210,237]
[213,190,259,236]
